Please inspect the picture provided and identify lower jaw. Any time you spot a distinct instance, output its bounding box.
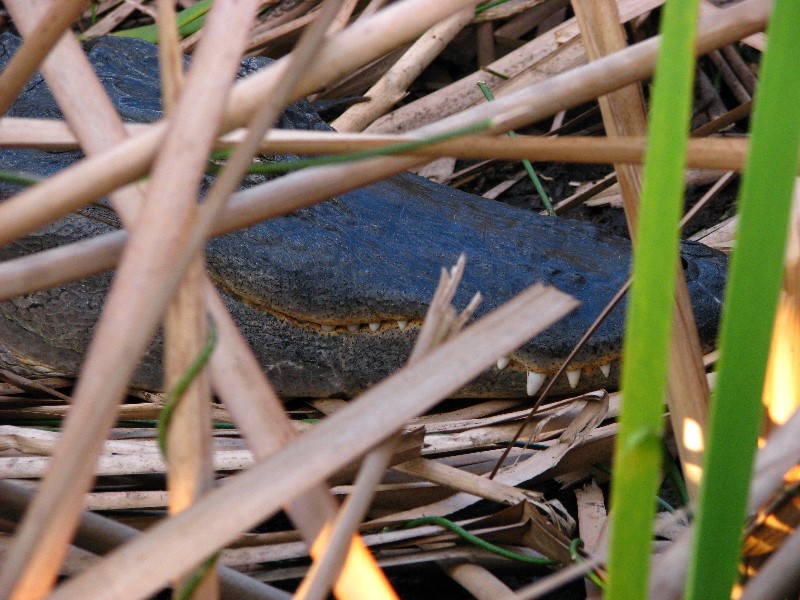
[263,359,623,399]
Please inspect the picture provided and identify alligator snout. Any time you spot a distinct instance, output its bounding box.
[0,33,728,398]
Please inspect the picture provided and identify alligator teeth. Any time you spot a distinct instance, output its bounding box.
[321,325,334,332]
[566,368,581,389]
[496,356,510,370]
[600,363,611,378]
[347,324,359,332]
[526,371,546,396]
[369,322,381,332]
[397,320,408,330]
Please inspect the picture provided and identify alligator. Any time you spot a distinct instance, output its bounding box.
[0,34,727,398]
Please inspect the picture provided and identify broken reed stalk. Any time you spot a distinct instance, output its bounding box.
[574,481,606,598]
[369,397,611,530]
[47,283,578,600]
[0,1,769,304]
[0,3,264,598]
[297,256,475,598]
[205,284,398,600]
[332,6,475,132]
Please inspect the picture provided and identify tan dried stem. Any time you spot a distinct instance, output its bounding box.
[0,0,88,116]
[445,563,517,600]
[154,12,217,580]
[328,0,361,33]
[572,0,709,500]
[158,7,217,588]
[0,119,753,169]
[157,0,185,111]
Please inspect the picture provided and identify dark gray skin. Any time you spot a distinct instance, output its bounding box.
[0,34,727,397]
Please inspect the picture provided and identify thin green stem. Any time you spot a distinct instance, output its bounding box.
[108,0,211,42]
[476,81,555,215]
[0,170,41,186]
[209,119,494,176]
[403,516,556,567]
[156,321,217,456]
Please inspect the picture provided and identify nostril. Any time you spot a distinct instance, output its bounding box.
[680,254,700,279]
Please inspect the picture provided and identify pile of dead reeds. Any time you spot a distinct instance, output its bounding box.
[0,1,798,599]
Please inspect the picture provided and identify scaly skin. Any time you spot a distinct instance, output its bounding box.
[0,34,727,397]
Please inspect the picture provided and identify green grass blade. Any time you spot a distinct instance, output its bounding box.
[209,118,494,175]
[110,0,212,43]
[686,2,800,598]
[0,170,41,186]
[606,1,699,597]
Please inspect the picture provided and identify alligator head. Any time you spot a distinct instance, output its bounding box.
[0,34,727,398]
